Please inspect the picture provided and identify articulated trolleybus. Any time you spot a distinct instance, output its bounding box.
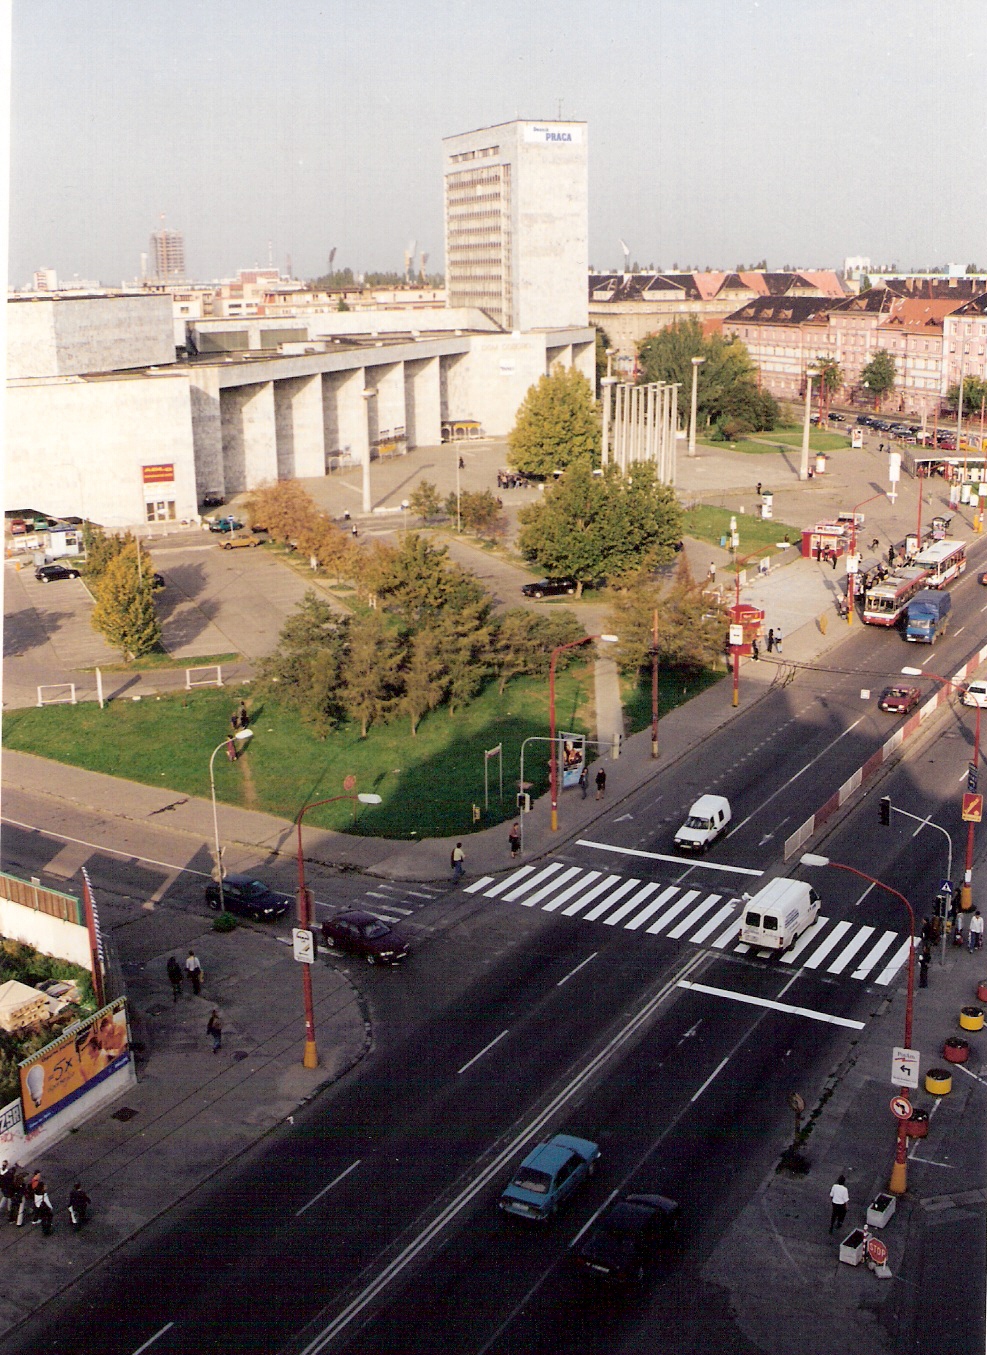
[863,566,930,626]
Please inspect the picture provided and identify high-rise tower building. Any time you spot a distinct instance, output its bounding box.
[442,119,588,331]
[150,227,186,281]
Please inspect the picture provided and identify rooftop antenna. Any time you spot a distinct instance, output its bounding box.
[619,239,631,273]
[557,98,563,120]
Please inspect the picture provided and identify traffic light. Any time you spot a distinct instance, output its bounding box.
[879,796,891,826]
[516,792,531,813]
[969,763,979,793]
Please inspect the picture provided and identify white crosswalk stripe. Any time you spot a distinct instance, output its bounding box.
[468,863,910,986]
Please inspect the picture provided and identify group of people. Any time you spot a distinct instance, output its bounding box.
[496,470,534,490]
[166,950,203,1001]
[919,906,984,986]
[0,1162,90,1235]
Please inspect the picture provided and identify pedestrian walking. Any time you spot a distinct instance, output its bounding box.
[451,842,465,882]
[166,955,183,1002]
[751,637,760,661]
[756,481,762,497]
[830,550,837,570]
[969,909,984,952]
[508,823,521,859]
[185,949,203,996]
[888,544,895,567]
[0,1161,15,1218]
[595,767,607,800]
[68,1182,91,1230]
[207,1009,223,1053]
[226,736,237,762]
[708,562,716,583]
[953,910,965,947]
[32,1178,53,1234]
[828,1175,849,1234]
[766,628,775,653]
[919,944,931,988]
[774,628,783,655]
[238,700,249,730]
[579,765,589,799]
[9,1169,27,1226]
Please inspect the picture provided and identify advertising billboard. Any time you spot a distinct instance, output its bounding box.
[18,998,131,1134]
[560,732,586,788]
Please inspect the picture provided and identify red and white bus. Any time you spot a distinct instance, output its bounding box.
[910,539,966,588]
[862,566,929,626]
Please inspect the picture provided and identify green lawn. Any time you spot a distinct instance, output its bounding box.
[681,505,800,558]
[698,429,850,455]
[621,667,724,737]
[2,669,596,839]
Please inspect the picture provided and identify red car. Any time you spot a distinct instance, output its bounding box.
[878,685,921,715]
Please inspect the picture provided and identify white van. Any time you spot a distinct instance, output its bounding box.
[739,878,820,951]
[962,680,987,709]
[673,794,732,853]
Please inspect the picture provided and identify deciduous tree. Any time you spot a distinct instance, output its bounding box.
[604,557,729,675]
[860,350,896,409]
[507,364,600,477]
[408,480,444,524]
[256,592,348,735]
[637,320,778,434]
[491,609,586,694]
[90,546,161,660]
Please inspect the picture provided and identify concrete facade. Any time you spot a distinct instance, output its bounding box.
[6,294,176,379]
[444,120,588,332]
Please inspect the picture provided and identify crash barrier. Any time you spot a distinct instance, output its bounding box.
[37,683,76,707]
[186,665,223,690]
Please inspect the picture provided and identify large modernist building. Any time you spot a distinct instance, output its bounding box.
[443,119,588,332]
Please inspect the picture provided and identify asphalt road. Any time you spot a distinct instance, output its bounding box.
[2,571,986,1354]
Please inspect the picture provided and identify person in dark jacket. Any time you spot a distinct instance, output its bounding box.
[166,956,183,1002]
[68,1182,91,1230]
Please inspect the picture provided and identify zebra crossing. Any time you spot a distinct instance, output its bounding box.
[355,881,446,921]
[464,863,914,986]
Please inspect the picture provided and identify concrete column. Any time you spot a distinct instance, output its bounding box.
[274,374,325,479]
[405,356,442,447]
[220,381,277,495]
[189,368,224,501]
[372,362,406,447]
[333,368,374,504]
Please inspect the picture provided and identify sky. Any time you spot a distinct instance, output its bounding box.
[7,0,987,287]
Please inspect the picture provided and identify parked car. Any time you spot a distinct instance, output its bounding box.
[856,415,873,427]
[35,563,81,583]
[573,1193,682,1284]
[521,576,578,599]
[878,685,921,715]
[208,517,245,533]
[829,412,845,423]
[498,1133,600,1222]
[977,571,987,586]
[220,529,268,550]
[204,874,292,920]
[9,517,28,535]
[201,493,225,509]
[321,910,409,965]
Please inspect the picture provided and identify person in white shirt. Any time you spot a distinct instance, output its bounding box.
[829,1175,850,1234]
[968,909,984,953]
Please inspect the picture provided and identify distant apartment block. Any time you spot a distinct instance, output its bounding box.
[32,268,58,292]
[443,119,588,331]
[150,227,186,281]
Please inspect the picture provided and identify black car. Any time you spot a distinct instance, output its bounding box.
[574,1194,682,1284]
[201,493,225,509]
[204,874,292,920]
[321,910,409,965]
[35,563,81,583]
[828,412,845,423]
[521,577,578,599]
[856,415,873,427]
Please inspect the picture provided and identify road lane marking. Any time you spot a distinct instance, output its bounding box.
[691,1054,730,1102]
[522,865,582,907]
[826,926,875,974]
[851,930,898,980]
[691,903,736,945]
[542,870,602,912]
[576,839,763,877]
[503,862,567,901]
[464,875,495,893]
[623,885,678,931]
[677,980,866,1029]
[561,874,621,916]
[297,948,709,1355]
[730,716,867,836]
[295,1160,363,1217]
[668,893,723,939]
[875,936,919,985]
[479,866,534,898]
[131,1324,175,1355]
[457,1030,510,1075]
[644,889,699,935]
[556,952,599,987]
[778,917,831,965]
[602,879,663,925]
[801,920,852,969]
[584,877,639,921]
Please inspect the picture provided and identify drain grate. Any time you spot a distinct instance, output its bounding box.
[111,1106,138,1122]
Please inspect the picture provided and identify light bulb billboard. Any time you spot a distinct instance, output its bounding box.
[18,997,131,1134]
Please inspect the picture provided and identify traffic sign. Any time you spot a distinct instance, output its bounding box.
[890,1095,912,1120]
[940,879,953,896]
[892,1047,919,1089]
[292,927,316,964]
[968,763,979,793]
[962,792,983,823]
[867,1237,889,1266]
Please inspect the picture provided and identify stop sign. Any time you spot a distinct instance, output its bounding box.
[867,1236,888,1266]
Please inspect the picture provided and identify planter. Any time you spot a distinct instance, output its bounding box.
[925,1068,953,1095]
[976,980,987,1003]
[839,1228,867,1266]
[867,1193,897,1228]
[959,1006,985,1032]
[905,1108,929,1138]
[943,1037,971,1064]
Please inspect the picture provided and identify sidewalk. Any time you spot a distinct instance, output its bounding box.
[1,436,983,1350]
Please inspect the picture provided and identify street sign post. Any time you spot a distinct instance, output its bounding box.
[940,879,953,897]
[962,792,983,823]
[892,1047,919,1089]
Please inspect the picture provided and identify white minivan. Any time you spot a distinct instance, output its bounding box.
[673,794,732,853]
[739,878,820,951]
[962,679,987,709]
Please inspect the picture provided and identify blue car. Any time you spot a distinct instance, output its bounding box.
[499,1133,600,1222]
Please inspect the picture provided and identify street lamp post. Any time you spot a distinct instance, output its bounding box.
[800,853,915,1195]
[845,492,886,624]
[728,549,764,708]
[361,388,377,514]
[688,356,705,459]
[902,666,981,911]
[549,635,618,831]
[295,792,382,1068]
[208,729,254,912]
[799,364,820,481]
[650,608,660,759]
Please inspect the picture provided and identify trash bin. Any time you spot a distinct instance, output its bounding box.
[959,1006,985,1032]
[905,1107,929,1138]
[815,453,828,475]
[925,1068,953,1095]
[943,1037,970,1064]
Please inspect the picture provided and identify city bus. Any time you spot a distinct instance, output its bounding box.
[862,566,929,626]
[910,539,967,588]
